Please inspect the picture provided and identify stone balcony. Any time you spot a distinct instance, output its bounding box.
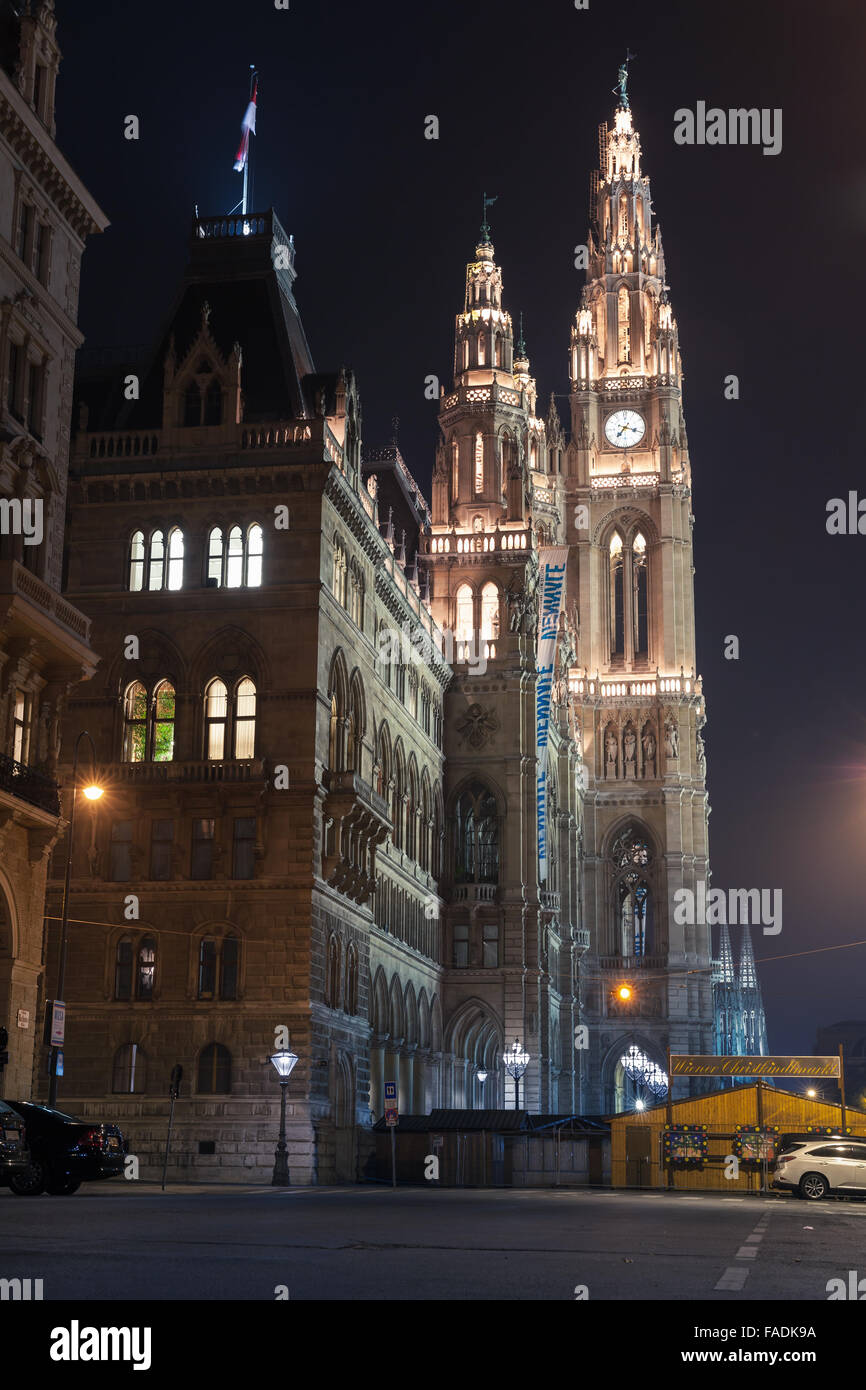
[102,758,266,785]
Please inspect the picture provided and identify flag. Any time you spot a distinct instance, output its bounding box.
[233,79,257,172]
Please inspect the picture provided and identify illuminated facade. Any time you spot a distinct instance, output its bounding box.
[44,79,760,1180]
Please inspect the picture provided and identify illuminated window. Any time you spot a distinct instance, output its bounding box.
[226,525,244,587]
[233,678,256,758]
[455,584,473,644]
[129,531,145,590]
[207,526,223,585]
[617,286,631,364]
[246,524,263,586]
[166,527,184,590]
[137,936,156,999]
[477,331,485,366]
[474,432,484,493]
[152,680,175,761]
[12,689,31,764]
[610,533,624,657]
[618,193,629,244]
[205,678,228,759]
[451,438,459,500]
[480,582,499,640]
[148,530,165,590]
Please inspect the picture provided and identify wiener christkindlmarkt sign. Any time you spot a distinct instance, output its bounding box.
[670,1055,841,1079]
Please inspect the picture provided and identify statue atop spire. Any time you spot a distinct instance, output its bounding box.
[613,49,637,109]
[480,191,497,245]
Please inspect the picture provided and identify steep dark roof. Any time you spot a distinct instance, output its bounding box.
[76,209,316,433]
[0,0,21,78]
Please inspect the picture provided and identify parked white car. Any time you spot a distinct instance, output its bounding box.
[773,1140,866,1200]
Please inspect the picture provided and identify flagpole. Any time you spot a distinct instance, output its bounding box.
[245,65,257,216]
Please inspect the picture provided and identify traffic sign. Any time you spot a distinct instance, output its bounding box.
[49,1001,65,1047]
[385,1108,398,1127]
[384,1081,397,1105]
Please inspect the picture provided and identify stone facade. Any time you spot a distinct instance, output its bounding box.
[0,0,105,1098]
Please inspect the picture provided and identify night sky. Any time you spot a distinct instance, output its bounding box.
[52,0,865,1057]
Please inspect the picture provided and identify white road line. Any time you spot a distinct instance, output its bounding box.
[715,1267,749,1291]
[736,1246,758,1259]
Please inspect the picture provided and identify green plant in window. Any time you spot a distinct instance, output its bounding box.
[152,684,175,762]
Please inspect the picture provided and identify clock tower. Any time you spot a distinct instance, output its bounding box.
[565,72,715,1110]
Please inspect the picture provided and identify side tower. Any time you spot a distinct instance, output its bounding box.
[423,224,583,1113]
[565,76,714,1111]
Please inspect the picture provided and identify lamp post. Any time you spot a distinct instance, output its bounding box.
[270,1047,299,1186]
[502,1038,529,1112]
[476,1066,487,1107]
[48,730,102,1107]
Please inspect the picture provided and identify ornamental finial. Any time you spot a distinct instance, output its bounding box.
[613,50,637,109]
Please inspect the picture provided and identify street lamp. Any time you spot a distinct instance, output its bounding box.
[502,1038,529,1112]
[269,1047,299,1186]
[49,730,103,1107]
[476,1066,488,1107]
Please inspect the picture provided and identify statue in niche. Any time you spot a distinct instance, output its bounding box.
[664,719,679,760]
[623,727,636,777]
[642,727,656,777]
[696,731,706,778]
[605,730,618,774]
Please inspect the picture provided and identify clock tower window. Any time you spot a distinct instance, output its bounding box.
[617,286,631,364]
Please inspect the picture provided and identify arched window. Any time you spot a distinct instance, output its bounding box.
[205,678,228,759]
[609,533,624,657]
[197,1042,231,1095]
[611,826,654,958]
[152,680,175,761]
[233,678,256,758]
[226,525,244,588]
[115,937,133,1000]
[204,378,222,426]
[474,432,484,494]
[326,934,341,1008]
[455,584,473,644]
[112,1043,146,1094]
[123,682,148,762]
[480,582,499,640]
[345,943,358,1015]
[207,526,223,585]
[633,531,648,656]
[454,782,499,884]
[128,531,145,591]
[137,936,156,998]
[494,335,501,367]
[148,530,165,590]
[618,192,629,244]
[392,751,405,850]
[183,383,200,426]
[451,438,459,500]
[477,331,485,366]
[166,527,184,590]
[617,285,631,363]
[246,524,263,587]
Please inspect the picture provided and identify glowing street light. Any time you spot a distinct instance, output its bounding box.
[503,1038,529,1111]
[269,1047,299,1186]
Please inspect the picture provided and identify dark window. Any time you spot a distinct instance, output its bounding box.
[198,938,217,998]
[191,818,215,879]
[197,1042,231,1095]
[137,936,156,999]
[204,379,222,425]
[150,820,174,880]
[198,1140,216,1155]
[220,936,240,1000]
[35,222,49,284]
[454,783,499,884]
[17,202,32,262]
[33,64,45,116]
[453,923,469,968]
[109,821,133,882]
[112,1042,146,1093]
[114,938,133,1000]
[27,361,43,436]
[7,342,21,415]
[183,383,201,426]
[232,817,255,879]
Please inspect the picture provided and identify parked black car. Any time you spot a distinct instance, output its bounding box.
[4,1102,126,1195]
[0,1098,29,1183]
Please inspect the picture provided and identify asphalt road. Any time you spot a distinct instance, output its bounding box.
[2,1183,864,1301]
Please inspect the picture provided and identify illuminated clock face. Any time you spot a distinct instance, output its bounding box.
[605,409,645,449]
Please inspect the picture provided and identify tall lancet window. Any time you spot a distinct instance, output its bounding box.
[451,438,459,501]
[477,332,485,366]
[609,533,624,657]
[617,286,631,364]
[618,193,629,245]
[633,532,648,657]
[474,432,484,494]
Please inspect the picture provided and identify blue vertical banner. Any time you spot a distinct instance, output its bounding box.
[535,548,568,881]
